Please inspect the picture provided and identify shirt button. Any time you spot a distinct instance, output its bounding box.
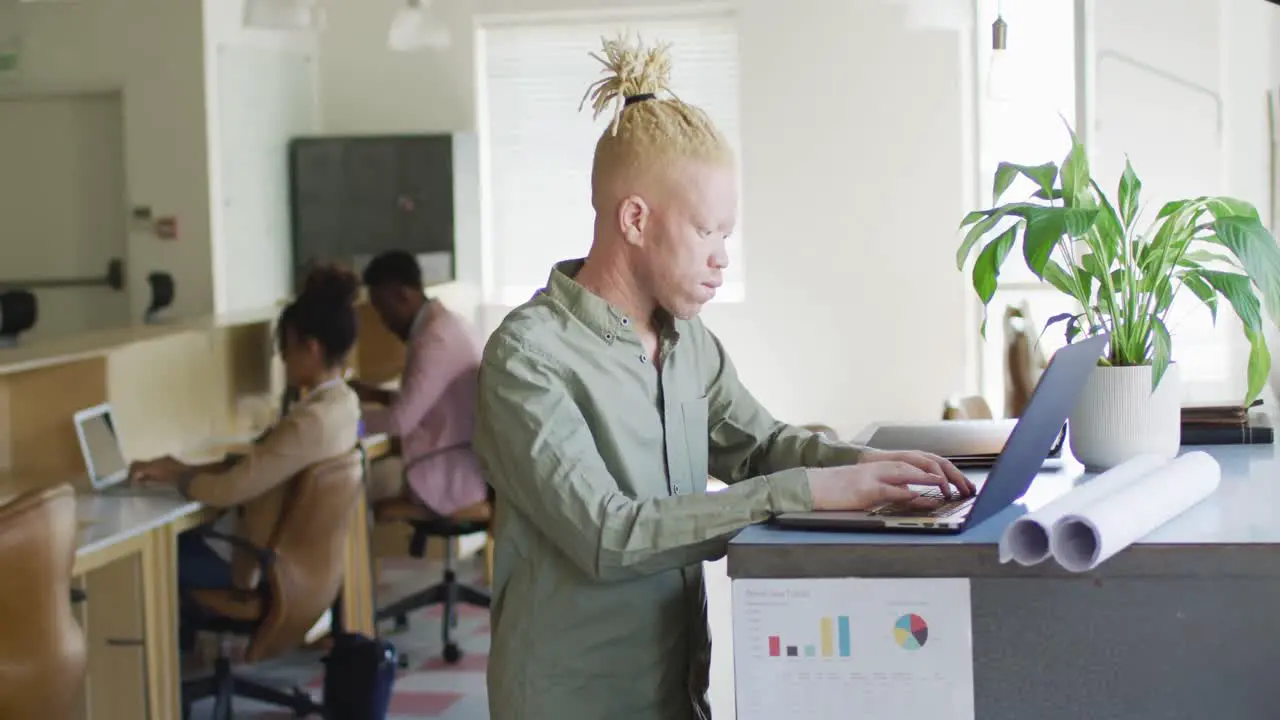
[604,332,613,341]
[621,317,630,326]
[673,484,681,493]
[639,355,647,363]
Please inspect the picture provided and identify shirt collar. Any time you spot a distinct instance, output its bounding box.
[303,377,343,402]
[408,298,432,339]
[541,258,679,347]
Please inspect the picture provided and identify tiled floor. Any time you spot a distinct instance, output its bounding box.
[185,553,739,719]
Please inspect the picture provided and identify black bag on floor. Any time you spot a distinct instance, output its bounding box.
[322,632,398,719]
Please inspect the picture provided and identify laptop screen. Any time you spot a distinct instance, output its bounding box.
[78,408,128,488]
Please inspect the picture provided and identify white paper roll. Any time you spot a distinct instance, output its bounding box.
[998,454,1166,566]
[1050,451,1221,572]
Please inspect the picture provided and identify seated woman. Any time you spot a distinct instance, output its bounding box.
[129,266,362,652]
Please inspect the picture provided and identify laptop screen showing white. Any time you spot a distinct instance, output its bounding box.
[74,404,129,489]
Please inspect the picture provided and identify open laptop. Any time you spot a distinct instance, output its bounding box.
[73,403,181,498]
[773,332,1110,534]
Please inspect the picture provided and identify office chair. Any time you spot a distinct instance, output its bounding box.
[180,448,366,720]
[144,272,175,324]
[373,447,492,664]
[0,289,37,347]
[0,483,88,720]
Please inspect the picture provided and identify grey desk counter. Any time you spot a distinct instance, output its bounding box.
[727,443,1280,720]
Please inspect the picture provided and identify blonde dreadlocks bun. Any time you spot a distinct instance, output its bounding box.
[580,34,733,196]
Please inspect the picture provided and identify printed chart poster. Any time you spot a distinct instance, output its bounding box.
[731,578,974,720]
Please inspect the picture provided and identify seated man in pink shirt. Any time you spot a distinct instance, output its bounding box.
[349,250,490,517]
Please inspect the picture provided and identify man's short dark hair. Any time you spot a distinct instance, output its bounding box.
[362,250,423,290]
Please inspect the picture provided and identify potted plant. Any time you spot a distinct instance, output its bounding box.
[957,122,1280,470]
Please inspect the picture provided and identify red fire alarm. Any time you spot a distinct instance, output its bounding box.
[155,216,178,241]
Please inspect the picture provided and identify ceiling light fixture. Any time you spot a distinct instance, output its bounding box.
[389,0,450,52]
[987,1,1014,100]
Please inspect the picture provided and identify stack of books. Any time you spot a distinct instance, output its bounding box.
[1181,399,1273,445]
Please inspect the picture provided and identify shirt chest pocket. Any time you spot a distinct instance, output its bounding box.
[681,396,710,494]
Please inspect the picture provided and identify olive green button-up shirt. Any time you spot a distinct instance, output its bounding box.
[473,259,868,720]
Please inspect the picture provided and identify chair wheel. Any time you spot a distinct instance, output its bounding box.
[443,643,462,663]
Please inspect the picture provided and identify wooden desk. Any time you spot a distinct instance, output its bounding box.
[61,430,389,720]
[72,490,208,720]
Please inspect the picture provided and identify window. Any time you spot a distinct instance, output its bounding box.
[973,0,1079,411]
[476,9,745,307]
[973,0,1242,408]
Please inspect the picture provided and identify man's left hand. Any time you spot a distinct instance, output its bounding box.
[859,449,975,499]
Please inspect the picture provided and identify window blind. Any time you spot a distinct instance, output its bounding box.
[477,12,745,307]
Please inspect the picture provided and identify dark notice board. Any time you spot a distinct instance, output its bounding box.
[288,134,458,285]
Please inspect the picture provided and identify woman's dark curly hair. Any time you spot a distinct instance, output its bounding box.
[276,265,359,366]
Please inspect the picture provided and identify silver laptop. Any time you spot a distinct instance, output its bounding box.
[73,403,180,498]
[773,333,1110,534]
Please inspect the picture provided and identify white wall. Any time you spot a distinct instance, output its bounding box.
[4,0,214,324]
[203,0,321,313]
[1091,0,1280,402]
[318,0,976,438]
[0,93,131,340]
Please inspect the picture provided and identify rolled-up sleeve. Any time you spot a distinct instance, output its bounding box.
[473,337,813,583]
[701,328,868,483]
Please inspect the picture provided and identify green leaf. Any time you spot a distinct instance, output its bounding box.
[1207,216,1280,323]
[1087,179,1124,266]
[1200,269,1270,404]
[1150,316,1172,392]
[1204,197,1261,221]
[1064,207,1100,238]
[1042,260,1078,298]
[992,162,1059,204]
[972,226,1018,337]
[1059,121,1091,208]
[973,226,1017,305]
[1022,207,1098,278]
[1178,249,1239,269]
[1178,271,1218,324]
[1156,199,1191,221]
[1245,329,1272,406]
[955,203,1035,270]
[1118,157,1141,228]
[1080,252,1108,283]
[959,209,994,228]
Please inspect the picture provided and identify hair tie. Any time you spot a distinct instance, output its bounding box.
[624,93,656,107]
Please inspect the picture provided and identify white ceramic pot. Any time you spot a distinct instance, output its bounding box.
[1068,363,1181,472]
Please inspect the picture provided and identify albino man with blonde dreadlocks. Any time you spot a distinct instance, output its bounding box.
[473,36,972,719]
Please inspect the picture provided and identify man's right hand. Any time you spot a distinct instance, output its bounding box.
[806,462,960,511]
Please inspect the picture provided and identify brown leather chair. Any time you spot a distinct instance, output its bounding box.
[372,444,492,665]
[180,447,366,719]
[942,395,994,420]
[1004,302,1048,418]
[0,483,87,720]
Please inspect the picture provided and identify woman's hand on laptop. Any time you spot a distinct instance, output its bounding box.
[807,462,953,511]
[128,456,183,485]
[858,449,974,498]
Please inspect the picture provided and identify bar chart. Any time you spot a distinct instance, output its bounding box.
[765,615,852,658]
[732,578,975,720]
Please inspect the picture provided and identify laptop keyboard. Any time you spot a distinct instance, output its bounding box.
[870,487,974,518]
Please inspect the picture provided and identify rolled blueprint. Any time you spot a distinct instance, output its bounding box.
[1050,451,1221,573]
[998,454,1166,566]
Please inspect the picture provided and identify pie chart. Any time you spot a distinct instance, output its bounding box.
[893,613,929,650]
